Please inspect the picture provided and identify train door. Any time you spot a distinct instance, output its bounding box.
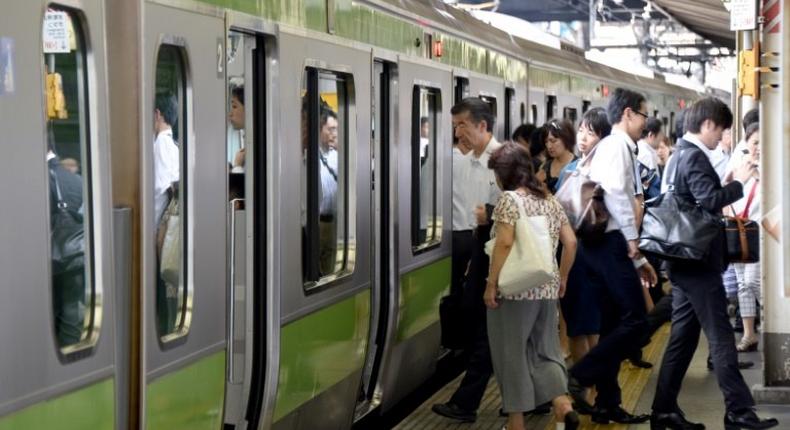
[378,58,452,412]
[0,2,122,429]
[529,88,546,124]
[223,23,275,430]
[354,58,398,421]
[142,4,226,429]
[470,75,505,140]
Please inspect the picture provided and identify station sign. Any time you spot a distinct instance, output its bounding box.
[730,0,758,31]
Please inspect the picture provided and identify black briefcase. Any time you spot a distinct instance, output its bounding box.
[724,216,760,263]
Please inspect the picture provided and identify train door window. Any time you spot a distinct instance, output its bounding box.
[504,87,515,138]
[653,110,659,117]
[153,44,190,342]
[662,116,668,128]
[43,6,100,355]
[563,107,578,125]
[227,32,248,202]
[669,112,675,138]
[519,102,526,124]
[478,94,497,118]
[546,95,556,120]
[531,104,538,124]
[302,68,354,289]
[582,100,591,113]
[412,86,441,251]
[454,77,469,104]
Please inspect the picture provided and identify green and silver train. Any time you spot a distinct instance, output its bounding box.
[0,1,701,429]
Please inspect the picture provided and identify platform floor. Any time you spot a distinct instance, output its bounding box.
[396,323,790,429]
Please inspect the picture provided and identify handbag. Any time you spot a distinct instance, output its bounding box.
[724,180,760,263]
[157,184,181,289]
[555,146,609,242]
[639,149,722,262]
[484,191,554,296]
[50,168,85,275]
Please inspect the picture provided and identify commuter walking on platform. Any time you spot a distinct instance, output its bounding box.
[567,88,656,425]
[484,142,579,430]
[433,98,500,422]
[649,98,778,430]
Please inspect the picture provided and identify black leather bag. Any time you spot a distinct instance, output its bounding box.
[50,169,85,275]
[639,150,722,262]
[724,216,759,263]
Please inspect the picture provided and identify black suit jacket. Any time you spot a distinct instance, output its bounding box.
[669,139,743,270]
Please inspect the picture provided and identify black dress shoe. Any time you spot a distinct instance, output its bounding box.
[650,411,705,430]
[724,409,778,430]
[568,377,596,415]
[498,402,551,417]
[630,357,654,369]
[592,406,650,424]
[431,402,476,423]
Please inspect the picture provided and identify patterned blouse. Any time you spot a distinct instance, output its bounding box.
[491,190,569,300]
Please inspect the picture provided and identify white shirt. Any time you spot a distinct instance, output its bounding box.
[318,147,338,216]
[724,139,749,181]
[452,136,502,231]
[589,128,640,240]
[636,139,658,171]
[153,129,180,223]
[731,177,761,221]
[710,146,731,182]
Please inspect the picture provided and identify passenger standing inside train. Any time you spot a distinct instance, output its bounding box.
[536,119,577,193]
[228,85,246,173]
[556,108,610,387]
[433,98,500,423]
[567,87,656,425]
[153,93,180,225]
[318,106,339,275]
[728,123,762,354]
[650,98,777,430]
[636,117,664,200]
[484,142,579,430]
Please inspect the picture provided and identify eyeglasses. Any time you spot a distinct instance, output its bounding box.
[632,109,649,119]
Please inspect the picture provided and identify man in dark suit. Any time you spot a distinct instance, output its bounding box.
[649,98,777,430]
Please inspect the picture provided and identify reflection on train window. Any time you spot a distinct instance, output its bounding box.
[546,95,556,120]
[531,104,538,124]
[302,68,354,288]
[227,31,246,203]
[154,44,189,342]
[582,100,591,114]
[504,88,515,138]
[563,107,578,125]
[412,86,441,251]
[44,6,99,355]
[454,77,469,104]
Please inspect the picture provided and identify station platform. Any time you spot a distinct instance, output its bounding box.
[395,324,790,429]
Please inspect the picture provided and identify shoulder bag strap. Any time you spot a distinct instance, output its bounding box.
[49,168,67,209]
[740,179,759,219]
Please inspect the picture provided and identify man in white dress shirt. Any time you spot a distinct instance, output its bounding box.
[568,88,656,424]
[153,93,180,225]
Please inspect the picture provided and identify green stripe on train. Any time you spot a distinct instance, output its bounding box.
[146,351,225,430]
[397,257,451,341]
[274,289,371,422]
[0,378,114,430]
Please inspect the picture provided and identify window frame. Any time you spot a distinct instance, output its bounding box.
[43,5,102,361]
[504,87,515,138]
[152,39,193,346]
[301,65,357,292]
[410,84,442,254]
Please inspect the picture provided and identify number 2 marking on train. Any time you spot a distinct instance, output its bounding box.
[217,39,224,75]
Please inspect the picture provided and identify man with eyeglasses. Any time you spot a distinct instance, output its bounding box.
[567,87,657,424]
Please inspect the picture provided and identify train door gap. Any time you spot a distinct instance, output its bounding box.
[356,59,394,419]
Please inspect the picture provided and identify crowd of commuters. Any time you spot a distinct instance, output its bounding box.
[433,89,778,430]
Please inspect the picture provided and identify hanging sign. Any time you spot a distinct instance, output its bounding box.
[730,0,758,31]
[43,10,70,53]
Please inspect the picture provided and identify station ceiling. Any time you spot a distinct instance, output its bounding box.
[458,0,735,49]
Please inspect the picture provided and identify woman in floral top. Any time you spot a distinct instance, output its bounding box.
[484,142,579,430]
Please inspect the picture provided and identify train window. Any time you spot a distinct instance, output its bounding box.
[519,102,526,124]
[582,100,591,113]
[653,110,659,117]
[531,104,538,124]
[504,88,515,138]
[153,44,190,342]
[662,116,669,128]
[479,94,497,118]
[563,107,578,125]
[412,86,441,252]
[546,95,556,120]
[301,68,354,289]
[454,77,469,104]
[43,6,100,356]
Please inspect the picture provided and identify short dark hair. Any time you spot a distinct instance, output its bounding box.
[320,105,337,127]
[231,85,244,105]
[674,109,687,140]
[451,97,495,133]
[544,118,575,152]
[488,141,547,198]
[606,88,646,124]
[581,107,611,138]
[745,122,760,141]
[742,108,759,132]
[684,97,733,133]
[641,117,663,139]
[155,92,178,127]
[511,123,537,144]
[529,126,547,158]
[420,116,430,127]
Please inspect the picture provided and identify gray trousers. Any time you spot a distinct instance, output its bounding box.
[487,299,568,413]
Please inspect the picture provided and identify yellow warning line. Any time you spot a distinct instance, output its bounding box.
[544,324,671,430]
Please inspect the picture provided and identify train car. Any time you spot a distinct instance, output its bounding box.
[0,1,703,430]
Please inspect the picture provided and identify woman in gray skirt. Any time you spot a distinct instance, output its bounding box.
[484,142,579,430]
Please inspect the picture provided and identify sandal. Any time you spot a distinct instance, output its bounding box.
[736,336,758,352]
